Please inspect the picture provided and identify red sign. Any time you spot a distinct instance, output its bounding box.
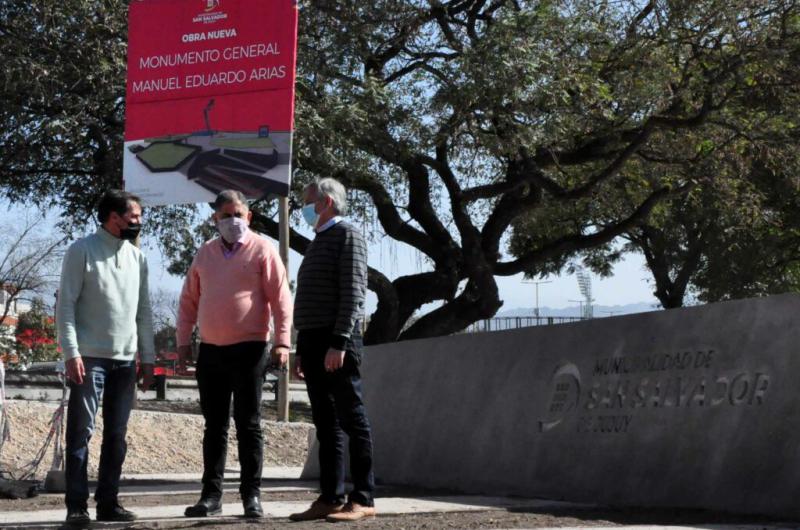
[124,0,298,205]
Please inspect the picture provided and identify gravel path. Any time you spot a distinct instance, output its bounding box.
[0,400,312,479]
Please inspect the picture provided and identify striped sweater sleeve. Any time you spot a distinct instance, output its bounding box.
[331,226,368,348]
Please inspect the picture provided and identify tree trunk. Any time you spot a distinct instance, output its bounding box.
[398,274,502,341]
[363,270,401,345]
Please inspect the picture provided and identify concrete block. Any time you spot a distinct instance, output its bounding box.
[329,294,800,519]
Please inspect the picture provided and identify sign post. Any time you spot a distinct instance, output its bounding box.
[278,196,290,421]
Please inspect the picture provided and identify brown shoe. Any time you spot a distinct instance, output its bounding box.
[326,501,376,522]
[288,500,344,521]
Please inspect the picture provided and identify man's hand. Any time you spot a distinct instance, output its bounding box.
[324,348,346,372]
[65,357,86,385]
[139,363,154,392]
[270,345,290,367]
[293,357,304,380]
[177,345,193,372]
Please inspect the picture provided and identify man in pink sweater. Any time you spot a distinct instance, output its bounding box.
[176,190,292,519]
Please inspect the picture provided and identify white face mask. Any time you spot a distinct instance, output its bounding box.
[217,217,248,243]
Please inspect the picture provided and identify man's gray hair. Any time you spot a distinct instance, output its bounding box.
[306,178,348,215]
[213,189,249,211]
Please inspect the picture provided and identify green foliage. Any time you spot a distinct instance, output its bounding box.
[507,1,800,308]
[0,1,128,225]
[687,152,800,304]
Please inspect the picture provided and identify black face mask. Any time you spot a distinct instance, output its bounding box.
[120,223,142,241]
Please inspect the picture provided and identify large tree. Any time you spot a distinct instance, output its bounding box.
[622,29,800,308]
[0,1,128,223]
[624,147,800,308]
[2,1,798,343]
[273,0,799,342]
[509,17,800,309]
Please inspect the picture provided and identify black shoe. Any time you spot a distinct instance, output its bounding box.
[243,496,263,518]
[65,506,91,526]
[185,497,223,517]
[96,502,137,522]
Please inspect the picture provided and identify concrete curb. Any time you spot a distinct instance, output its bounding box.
[0,496,589,526]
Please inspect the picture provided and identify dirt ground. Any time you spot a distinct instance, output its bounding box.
[0,475,788,530]
[0,400,313,479]
[0,488,785,529]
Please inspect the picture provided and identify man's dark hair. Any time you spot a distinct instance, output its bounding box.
[97,189,141,223]
[212,189,248,211]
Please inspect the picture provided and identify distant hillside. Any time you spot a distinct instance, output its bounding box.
[496,302,660,318]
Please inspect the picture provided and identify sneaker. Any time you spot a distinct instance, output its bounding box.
[185,497,223,517]
[65,506,91,526]
[288,499,344,521]
[326,501,376,522]
[96,502,137,522]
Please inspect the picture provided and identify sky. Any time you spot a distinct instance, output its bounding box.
[0,199,660,317]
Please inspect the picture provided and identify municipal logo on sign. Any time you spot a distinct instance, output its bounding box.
[539,362,581,432]
[193,0,227,23]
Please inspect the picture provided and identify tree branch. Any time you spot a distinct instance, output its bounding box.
[495,186,673,276]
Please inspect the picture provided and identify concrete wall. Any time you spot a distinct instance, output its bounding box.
[302,294,800,519]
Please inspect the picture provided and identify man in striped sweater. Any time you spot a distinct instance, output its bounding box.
[289,178,376,522]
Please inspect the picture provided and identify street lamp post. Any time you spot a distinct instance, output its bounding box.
[568,299,584,318]
[522,279,552,318]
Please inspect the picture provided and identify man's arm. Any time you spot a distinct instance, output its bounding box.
[56,242,85,361]
[176,255,202,366]
[263,243,293,364]
[57,242,87,384]
[136,253,156,364]
[136,253,156,391]
[332,226,368,350]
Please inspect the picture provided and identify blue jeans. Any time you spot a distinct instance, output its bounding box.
[65,357,136,509]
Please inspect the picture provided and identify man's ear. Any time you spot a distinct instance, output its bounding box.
[246,210,253,224]
[211,212,219,223]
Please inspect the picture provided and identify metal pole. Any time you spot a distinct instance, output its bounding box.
[534,280,552,318]
[277,196,290,422]
[522,279,551,318]
[569,299,584,319]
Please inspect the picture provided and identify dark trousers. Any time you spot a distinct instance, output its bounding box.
[196,341,268,500]
[298,329,374,506]
[65,357,136,509]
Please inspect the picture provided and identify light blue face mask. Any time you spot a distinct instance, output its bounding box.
[302,204,320,227]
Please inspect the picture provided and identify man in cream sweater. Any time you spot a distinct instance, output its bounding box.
[177,189,293,519]
[57,189,155,525]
